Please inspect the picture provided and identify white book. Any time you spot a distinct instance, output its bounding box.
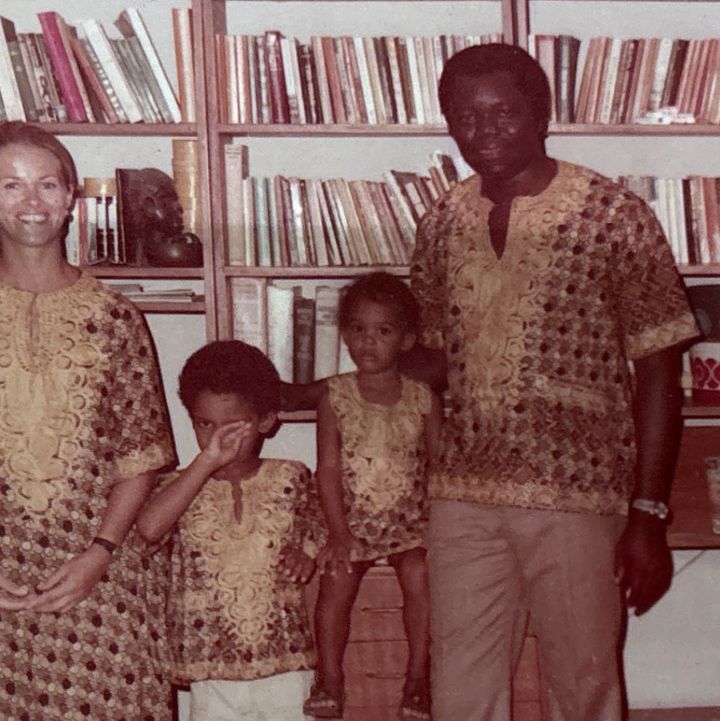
[280,36,305,125]
[353,36,377,124]
[242,176,256,266]
[404,36,425,124]
[598,37,622,124]
[362,36,386,124]
[78,19,143,123]
[224,144,247,264]
[171,7,195,122]
[314,285,341,380]
[235,35,251,125]
[0,17,26,120]
[226,35,240,124]
[648,37,674,113]
[306,179,330,266]
[310,36,333,124]
[230,277,268,353]
[254,177,272,267]
[267,284,295,381]
[115,7,181,122]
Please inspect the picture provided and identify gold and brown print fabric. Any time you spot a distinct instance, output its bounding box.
[0,273,177,721]
[412,161,698,515]
[165,459,321,683]
[328,373,432,560]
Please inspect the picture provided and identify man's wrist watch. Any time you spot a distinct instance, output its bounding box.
[631,498,671,522]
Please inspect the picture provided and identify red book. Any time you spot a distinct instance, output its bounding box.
[69,34,118,123]
[321,35,345,124]
[37,11,89,122]
[263,30,290,123]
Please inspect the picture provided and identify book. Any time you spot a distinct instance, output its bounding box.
[115,7,181,123]
[267,284,294,381]
[78,19,143,123]
[313,285,341,379]
[27,32,67,122]
[224,143,249,264]
[171,7,195,122]
[264,30,290,123]
[69,34,119,123]
[37,11,90,122]
[231,277,268,353]
[293,293,316,383]
[0,17,28,120]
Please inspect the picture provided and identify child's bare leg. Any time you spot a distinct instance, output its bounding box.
[389,546,431,680]
[314,561,371,696]
[389,546,432,719]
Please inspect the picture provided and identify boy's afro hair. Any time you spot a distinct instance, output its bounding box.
[178,340,281,417]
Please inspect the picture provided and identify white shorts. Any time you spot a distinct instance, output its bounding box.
[189,670,314,721]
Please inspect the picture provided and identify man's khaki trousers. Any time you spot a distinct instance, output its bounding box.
[428,500,626,721]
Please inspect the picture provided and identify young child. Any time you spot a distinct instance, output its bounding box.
[304,272,442,721]
[137,340,320,721]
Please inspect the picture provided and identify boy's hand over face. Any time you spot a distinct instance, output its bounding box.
[200,421,251,472]
[279,546,316,584]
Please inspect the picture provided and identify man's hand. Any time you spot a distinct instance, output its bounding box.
[0,573,30,611]
[27,545,113,613]
[614,512,673,615]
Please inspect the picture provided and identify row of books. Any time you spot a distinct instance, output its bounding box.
[0,8,188,124]
[231,279,356,383]
[530,34,720,125]
[619,175,720,266]
[224,146,471,267]
[215,31,502,126]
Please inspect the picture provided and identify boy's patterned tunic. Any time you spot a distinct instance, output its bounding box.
[412,160,698,516]
[328,372,433,560]
[165,458,321,683]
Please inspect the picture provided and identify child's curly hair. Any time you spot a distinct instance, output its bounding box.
[178,340,280,417]
[338,272,420,335]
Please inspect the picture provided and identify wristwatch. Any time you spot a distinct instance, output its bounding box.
[631,498,671,522]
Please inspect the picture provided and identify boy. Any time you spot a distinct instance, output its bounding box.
[138,340,320,721]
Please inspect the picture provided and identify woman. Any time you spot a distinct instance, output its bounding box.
[0,121,177,719]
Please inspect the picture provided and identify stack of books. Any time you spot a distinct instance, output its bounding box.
[215,31,503,125]
[224,147,471,267]
[0,8,183,123]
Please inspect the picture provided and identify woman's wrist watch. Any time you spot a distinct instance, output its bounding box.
[631,498,671,522]
[91,536,118,554]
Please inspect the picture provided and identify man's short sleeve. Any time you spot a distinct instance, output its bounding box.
[610,193,699,360]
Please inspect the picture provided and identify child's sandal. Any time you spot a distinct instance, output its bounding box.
[303,681,345,719]
[399,677,431,721]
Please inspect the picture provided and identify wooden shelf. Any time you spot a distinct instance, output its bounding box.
[682,402,720,419]
[668,427,720,549]
[217,123,449,137]
[550,123,720,136]
[223,265,409,278]
[36,123,197,137]
[135,301,206,314]
[84,266,205,279]
[679,264,720,277]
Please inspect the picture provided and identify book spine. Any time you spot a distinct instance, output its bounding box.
[0,19,27,120]
[267,284,294,382]
[115,8,181,123]
[69,34,119,123]
[313,286,341,380]
[37,12,89,122]
[224,144,248,264]
[353,36,376,124]
[264,30,290,124]
[293,295,316,384]
[3,21,37,120]
[18,33,51,122]
[171,7,196,123]
[321,36,346,124]
[230,277,268,353]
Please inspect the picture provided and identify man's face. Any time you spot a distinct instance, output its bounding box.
[445,71,546,182]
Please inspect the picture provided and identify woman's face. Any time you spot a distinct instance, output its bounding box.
[0,142,73,251]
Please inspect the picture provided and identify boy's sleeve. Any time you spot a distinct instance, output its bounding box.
[609,193,699,360]
[139,470,179,557]
[289,463,327,557]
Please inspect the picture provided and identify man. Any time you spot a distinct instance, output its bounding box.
[409,43,699,721]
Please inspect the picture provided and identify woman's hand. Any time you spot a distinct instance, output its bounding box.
[27,545,113,613]
[0,573,30,611]
[279,546,316,584]
[198,421,251,473]
[317,532,363,577]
